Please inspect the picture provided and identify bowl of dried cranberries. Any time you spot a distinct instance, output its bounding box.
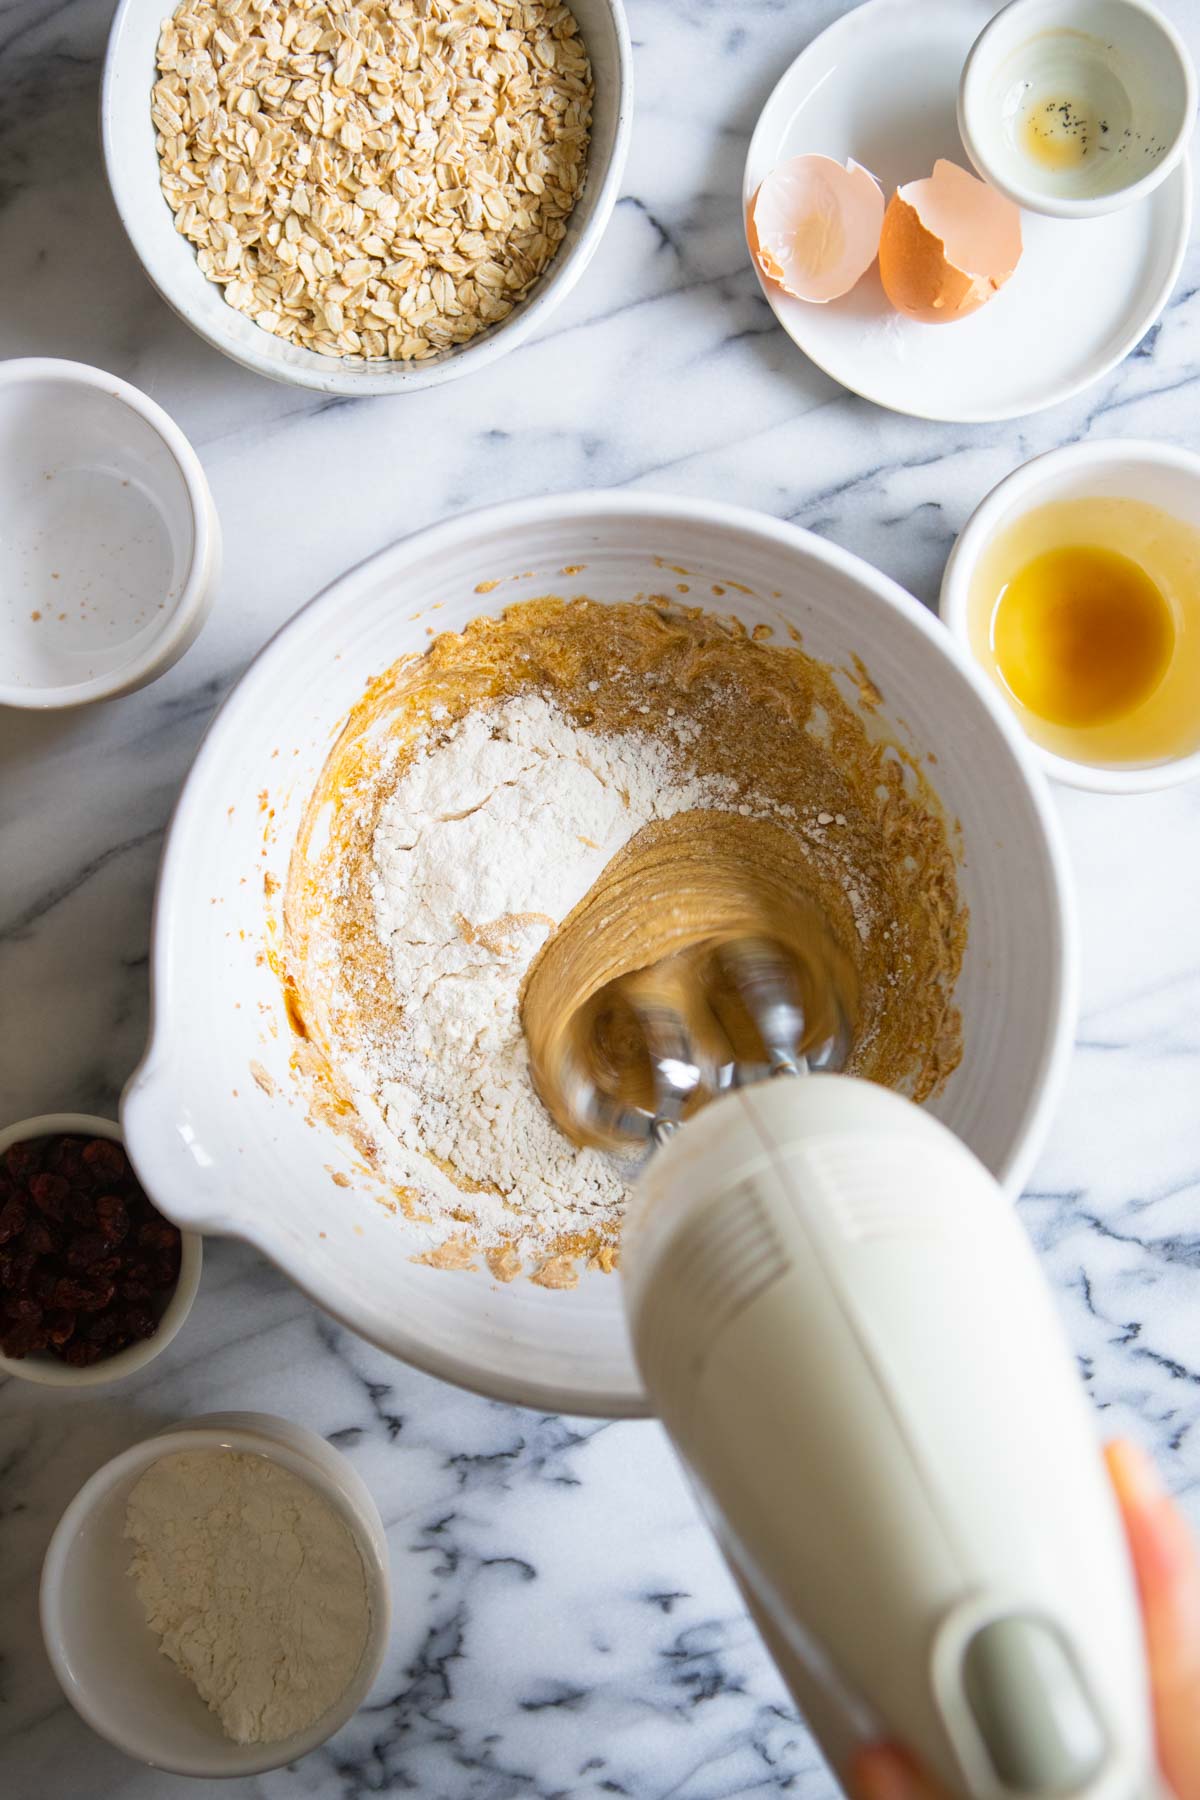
[0,1114,201,1386]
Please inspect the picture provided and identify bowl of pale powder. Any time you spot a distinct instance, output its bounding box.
[122,491,1076,1418]
[40,1412,390,1777]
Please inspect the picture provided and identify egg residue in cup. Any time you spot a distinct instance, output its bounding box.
[878,159,1022,323]
[748,154,885,303]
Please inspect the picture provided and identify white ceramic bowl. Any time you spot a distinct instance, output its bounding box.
[959,0,1196,218]
[101,0,633,395]
[0,359,220,710]
[940,439,1200,793]
[122,494,1076,1418]
[40,1412,391,1777]
[0,1113,202,1387]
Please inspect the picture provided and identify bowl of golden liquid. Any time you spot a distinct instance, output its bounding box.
[941,439,1200,792]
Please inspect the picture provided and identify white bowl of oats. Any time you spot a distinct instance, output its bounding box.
[101,0,632,393]
[122,492,1075,1419]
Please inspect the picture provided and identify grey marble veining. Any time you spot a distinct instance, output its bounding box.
[2,0,1200,1795]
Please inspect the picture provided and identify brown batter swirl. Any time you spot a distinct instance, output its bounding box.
[522,810,861,1145]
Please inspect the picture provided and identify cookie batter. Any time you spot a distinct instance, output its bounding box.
[523,810,860,1145]
[284,595,966,1280]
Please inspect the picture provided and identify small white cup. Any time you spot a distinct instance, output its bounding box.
[40,1413,392,1777]
[0,359,220,709]
[940,439,1200,793]
[958,0,1196,218]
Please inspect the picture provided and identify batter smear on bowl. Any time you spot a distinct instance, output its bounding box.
[284,597,966,1284]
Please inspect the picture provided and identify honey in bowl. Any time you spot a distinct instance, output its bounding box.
[968,496,1200,768]
[992,544,1174,727]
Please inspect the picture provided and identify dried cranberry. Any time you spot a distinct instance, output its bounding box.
[148,1251,181,1291]
[3,1292,42,1322]
[79,1279,117,1313]
[82,1140,127,1179]
[45,1311,76,1347]
[121,1305,159,1342]
[2,1250,38,1293]
[66,1232,108,1270]
[49,1139,85,1181]
[2,1319,49,1358]
[3,1141,40,1181]
[50,1277,95,1311]
[83,1310,121,1345]
[28,1171,69,1214]
[66,1187,98,1226]
[20,1218,57,1257]
[33,1264,61,1305]
[0,1195,27,1243]
[60,1338,104,1367]
[136,1218,180,1252]
[94,1195,129,1244]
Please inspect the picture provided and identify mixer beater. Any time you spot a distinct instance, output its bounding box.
[560,933,851,1150]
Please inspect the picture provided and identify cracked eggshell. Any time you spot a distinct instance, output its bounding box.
[878,159,1023,324]
[748,154,885,304]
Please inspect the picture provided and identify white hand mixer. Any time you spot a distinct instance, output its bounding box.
[552,937,1154,1800]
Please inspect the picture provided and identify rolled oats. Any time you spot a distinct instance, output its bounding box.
[154,0,593,362]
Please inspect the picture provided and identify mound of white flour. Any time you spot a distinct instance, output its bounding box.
[126,1450,369,1745]
[359,693,740,1244]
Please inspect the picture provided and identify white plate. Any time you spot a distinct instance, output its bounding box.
[743,0,1192,422]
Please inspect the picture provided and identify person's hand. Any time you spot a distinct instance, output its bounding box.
[849,1440,1200,1800]
[1106,1440,1200,1800]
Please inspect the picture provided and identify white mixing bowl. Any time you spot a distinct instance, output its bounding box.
[122,494,1076,1418]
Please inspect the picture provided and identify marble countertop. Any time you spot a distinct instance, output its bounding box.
[3,0,1200,1795]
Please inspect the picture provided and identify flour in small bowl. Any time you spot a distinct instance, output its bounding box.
[358,693,740,1245]
[125,1449,370,1746]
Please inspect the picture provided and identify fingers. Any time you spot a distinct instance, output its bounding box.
[848,1743,951,1800]
[1106,1439,1200,1800]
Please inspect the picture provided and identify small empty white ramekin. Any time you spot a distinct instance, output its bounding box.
[0,1112,202,1387]
[940,439,1200,793]
[959,0,1196,218]
[40,1413,391,1777]
[0,359,220,709]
